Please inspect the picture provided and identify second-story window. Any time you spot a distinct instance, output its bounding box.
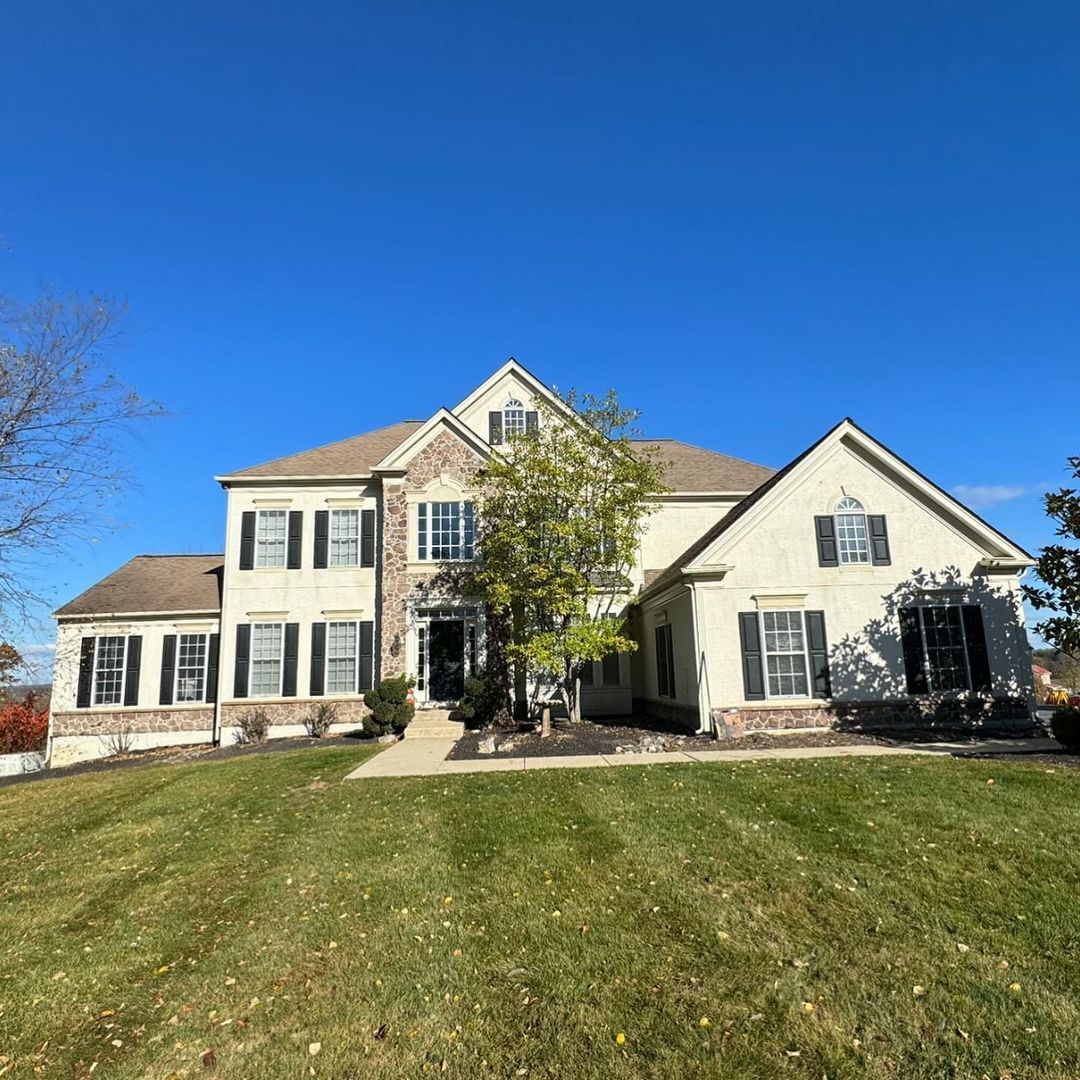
[503,398,526,437]
[330,509,359,566]
[417,501,475,561]
[256,510,287,568]
[834,497,869,564]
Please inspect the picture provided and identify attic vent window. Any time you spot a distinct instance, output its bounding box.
[504,399,526,437]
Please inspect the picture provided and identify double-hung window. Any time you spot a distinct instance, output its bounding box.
[250,622,284,696]
[330,509,359,567]
[176,633,208,702]
[255,510,287,568]
[834,497,870,564]
[761,610,810,698]
[417,501,475,561]
[92,635,127,706]
[326,620,359,694]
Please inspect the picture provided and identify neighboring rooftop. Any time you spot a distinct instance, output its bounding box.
[632,439,774,493]
[54,555,224,617]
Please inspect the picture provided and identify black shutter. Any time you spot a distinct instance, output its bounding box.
[234,624,251,698]
[360,508,376,567]
[962,605,992,692]
[206,633,220,704]
[898,607,928,694]
[488,410,503,445]
[159,634,177,705]
[239,511,256,570]
[282,623,299,696]
[358,620,374,691]
[123,635,142,706]
[868,515,891,566]
[525,411,538,434]
[805,611,831,698]
[76,636,96,708]
[654,625,669,697]
[313,510,329,569]
[814,516,838,567]
[287,511,303,569]
[739,612,766,701]
[310,623,326,696]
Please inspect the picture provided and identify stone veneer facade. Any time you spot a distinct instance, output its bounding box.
[51,707,213,737]
[379,430,485,678]
[219,698,370,729]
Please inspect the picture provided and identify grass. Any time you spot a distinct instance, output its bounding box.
[1,747,1079,1078]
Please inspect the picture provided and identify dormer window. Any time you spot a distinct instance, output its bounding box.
[503,398,527,438]
[834,497,869,564]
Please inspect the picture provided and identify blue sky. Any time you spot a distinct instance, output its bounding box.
[2,1,1078,673]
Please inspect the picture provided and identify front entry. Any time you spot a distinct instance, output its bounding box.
[428,619,466,701]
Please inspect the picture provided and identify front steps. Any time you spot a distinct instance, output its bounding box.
[406,708,465,739]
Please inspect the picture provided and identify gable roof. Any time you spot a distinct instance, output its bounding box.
[641,417,1034,601]
[218,421,423,481]
[54,555,224,618]
[633,439,774,493]
[451,357,578,422]
[373,409,492,472]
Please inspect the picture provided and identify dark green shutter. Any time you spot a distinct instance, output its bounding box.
[206,633,220,704]
[898,607,928,694]
[814,516,838,567]
[239,511,256,570]
[234,624,251,698]
[310,623,326,696]
[76,637,95,708]
[739,612,766,700]
[488,411,503,445]
[961,605,992,692]
[360,509,376,567]
[287,511,303,569]
[805,611,831,698]
[159,634,177,705]
[123,635,142,706]
[358,621,374,691]
[525,411,538,434]
[314,510,329,569]
[282,623,299,696]
[868,515,891,565]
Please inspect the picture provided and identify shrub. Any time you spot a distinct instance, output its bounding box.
[363,675,415,736]
[234,708,271,746]
[0,693,49,754]
[101,724,135,757]
[456,672,512,730]
[1050,706,1080,750]
[305,701,339,738]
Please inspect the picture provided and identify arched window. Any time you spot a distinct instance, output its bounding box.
[834,497,869,564]
[503,398,526,438]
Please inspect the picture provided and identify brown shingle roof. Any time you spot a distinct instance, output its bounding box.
[54,555,224,617]
[632,439,774,493]
[222,421,424,480]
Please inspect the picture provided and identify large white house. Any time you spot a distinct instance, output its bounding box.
[49,360,1035,764]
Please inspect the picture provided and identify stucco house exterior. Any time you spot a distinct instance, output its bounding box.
[49,360,1035,765]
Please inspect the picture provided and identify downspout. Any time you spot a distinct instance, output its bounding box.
[688,582,712,736]
[212,483,232,748]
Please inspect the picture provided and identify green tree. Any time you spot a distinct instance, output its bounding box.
[1025,456,1080,659]
[476,389,667,724]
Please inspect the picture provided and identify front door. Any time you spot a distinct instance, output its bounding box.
[428,620,465,701]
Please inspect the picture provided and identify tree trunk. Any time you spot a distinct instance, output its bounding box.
[540,704,552,738]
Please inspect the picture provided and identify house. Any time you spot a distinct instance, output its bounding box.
[1031,664,1052,688]
[49,360,1035,765]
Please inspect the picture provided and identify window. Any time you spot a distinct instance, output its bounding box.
[655,623,675,698]
[92,635,126,706]
[761,610,810,698]
[250,622,284,696]
[834,497,869,564]
[602,651,621,686]
[416,626,426,691]
[330,509,359,567]
[256,510,287,568]
[905,606,971,692]
[326,620,358,694]
[176,633,208,702]
[504,398,526,437]
[417,501,475,560]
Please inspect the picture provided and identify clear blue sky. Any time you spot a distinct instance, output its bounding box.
[2,1,1078,671]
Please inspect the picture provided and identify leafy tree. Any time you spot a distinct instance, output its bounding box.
[0,642,23,688]
[476,389,666,723]
[0,292,162,630]
[1025,456,1080,659]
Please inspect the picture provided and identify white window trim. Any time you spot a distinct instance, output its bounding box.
[759,609,812,700]
[416,500,475,562]
[503,397,527,438]
[913,603,973,694]
[249,622,285,697]
[174,632,209,704]
[255,509,288,569]
[91,635,127,708]
[834,497,870,566]
[325,619,361,696]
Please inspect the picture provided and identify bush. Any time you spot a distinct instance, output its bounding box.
[456,672,511,730]
[0,693,48,754]
[363,675,415,736]
[1050,706,1080,750]
[234,708,271,746]
[305,701,339,738]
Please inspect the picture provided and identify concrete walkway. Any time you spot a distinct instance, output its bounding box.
[343,735,1061,780]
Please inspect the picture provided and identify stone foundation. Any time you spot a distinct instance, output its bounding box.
[51,707,213,737]
[220,698,370,730]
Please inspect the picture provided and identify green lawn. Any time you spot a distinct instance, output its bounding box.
[1,747,1078,1078]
